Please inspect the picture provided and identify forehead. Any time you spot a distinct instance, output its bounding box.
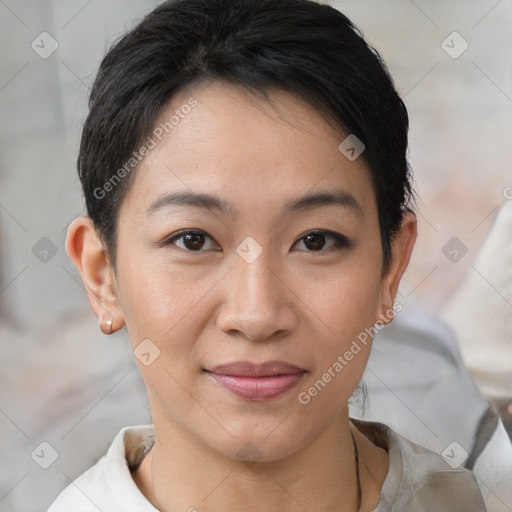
[120,80,376,221]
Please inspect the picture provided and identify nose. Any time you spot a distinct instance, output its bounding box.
[216,249,298,342]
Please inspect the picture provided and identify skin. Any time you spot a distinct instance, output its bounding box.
[66,80,417,512]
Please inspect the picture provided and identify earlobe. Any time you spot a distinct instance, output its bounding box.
[65,216,125,334]
[377,210,417,324]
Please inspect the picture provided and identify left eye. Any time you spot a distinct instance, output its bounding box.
[293,230,350,252]
[165,230,219,251]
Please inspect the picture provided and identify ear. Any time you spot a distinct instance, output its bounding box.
[65,216,125,334]
[377,210,417,325]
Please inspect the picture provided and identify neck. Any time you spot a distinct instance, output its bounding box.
[132,406,387,512]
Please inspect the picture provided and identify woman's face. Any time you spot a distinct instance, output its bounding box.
[112,80,403,461]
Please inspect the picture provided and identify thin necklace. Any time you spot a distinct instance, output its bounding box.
[350,430,362,512]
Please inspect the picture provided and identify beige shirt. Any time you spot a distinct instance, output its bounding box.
[47,421,487,512]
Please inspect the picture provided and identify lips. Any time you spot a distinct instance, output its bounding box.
[208,361,305,377]
[205,361,307,401]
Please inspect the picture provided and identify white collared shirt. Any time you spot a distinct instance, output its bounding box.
[47,421,487,512]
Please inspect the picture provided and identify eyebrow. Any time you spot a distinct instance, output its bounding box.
[146,189,363,218]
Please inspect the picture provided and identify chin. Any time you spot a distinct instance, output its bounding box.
[204,416,311,465]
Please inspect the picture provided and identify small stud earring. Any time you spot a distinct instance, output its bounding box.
[105,318,113,334]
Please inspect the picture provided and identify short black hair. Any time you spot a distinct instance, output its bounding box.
[78,0,415,271]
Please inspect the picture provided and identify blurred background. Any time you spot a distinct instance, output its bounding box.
[0,0,511,510]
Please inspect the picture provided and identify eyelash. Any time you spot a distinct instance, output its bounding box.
[162,229,352,253]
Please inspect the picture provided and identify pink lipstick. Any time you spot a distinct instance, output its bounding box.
[205,361,306,401]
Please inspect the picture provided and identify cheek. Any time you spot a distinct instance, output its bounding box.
[116,260,210,409]
[301,254,383,344]
[295,276,379,416]
[116,252,210,353]
[295,251,382,399]
[330,274,381,340]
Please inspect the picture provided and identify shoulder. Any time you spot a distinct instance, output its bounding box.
[352,419,488,512]
[47,424,157,512]
[46,454,112,511]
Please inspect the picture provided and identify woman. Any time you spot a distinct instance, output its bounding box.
[48,0,487,510]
